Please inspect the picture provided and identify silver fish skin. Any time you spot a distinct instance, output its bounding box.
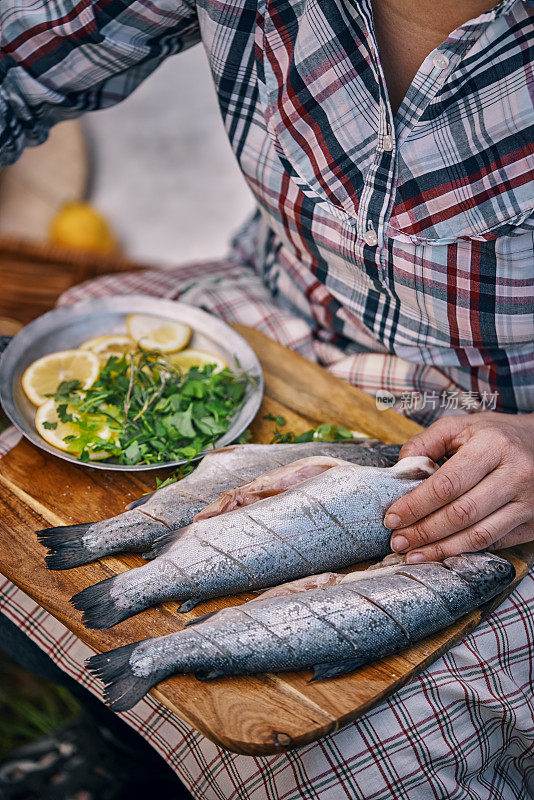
[37,440,401,570]
[86,553,515,711]
[71,456,436,629]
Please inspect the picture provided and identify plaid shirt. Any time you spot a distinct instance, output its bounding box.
[0,0,533,415]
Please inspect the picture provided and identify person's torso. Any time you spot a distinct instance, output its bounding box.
[201,0,533,410]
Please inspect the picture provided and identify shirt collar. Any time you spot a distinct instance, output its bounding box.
[437,0,522,51]
[485,0,523,20]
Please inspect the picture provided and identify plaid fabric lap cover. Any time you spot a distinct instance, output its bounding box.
[1,575,533,800]
[0,261,533,800]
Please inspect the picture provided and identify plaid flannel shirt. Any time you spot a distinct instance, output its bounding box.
[0,0,533,414]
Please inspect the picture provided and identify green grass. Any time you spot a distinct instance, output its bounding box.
[0,653,80,761]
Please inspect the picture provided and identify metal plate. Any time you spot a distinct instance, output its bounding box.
[0,295,263,471]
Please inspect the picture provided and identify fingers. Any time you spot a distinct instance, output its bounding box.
[389,468,514,553]
[398,415,469,461]
[385,438,499,531]
[387,411,534,563]
[492,523,534,550]
[402,501,530,563]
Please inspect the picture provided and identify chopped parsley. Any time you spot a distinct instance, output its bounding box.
[264,414,354,444]
[46,350,255,466]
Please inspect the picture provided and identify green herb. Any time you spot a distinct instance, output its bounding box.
[42,421,58,430]
[237,428,252,444]
[151,417,358,492]
[56,403,75,423]
[46,379,82,400]
[264,414,354,443]
[155,462,196,490]
[154,427,253,491]
[48,350,255,466]
[0,652,81,760]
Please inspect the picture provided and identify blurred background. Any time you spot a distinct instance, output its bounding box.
[0,46,254,265]
[0,45,253,795]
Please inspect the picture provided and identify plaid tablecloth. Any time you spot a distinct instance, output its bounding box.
[1,261,533,799]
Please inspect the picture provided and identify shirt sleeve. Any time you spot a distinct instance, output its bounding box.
[0,0,200,167]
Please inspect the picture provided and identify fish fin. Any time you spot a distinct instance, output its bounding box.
[177,598,201,613]
[126,492,155,510]
[71,576,128,630]
[150,527,189,559]
[194,668,225,681]
[36,524,95,570]
[391,456,437,480]
[185,609,221,627]
[309,659,364,682]
[87,644,159,711]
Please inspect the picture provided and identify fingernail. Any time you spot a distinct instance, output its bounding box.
[384,513,401,529]
[391,535,409,552]
[406,552,426,564]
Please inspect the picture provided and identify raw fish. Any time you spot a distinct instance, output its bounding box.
[38,441,401,569]
[86,552,515,711]
[71,456,436,629]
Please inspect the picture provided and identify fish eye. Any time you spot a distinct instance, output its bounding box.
[495,563,509,573]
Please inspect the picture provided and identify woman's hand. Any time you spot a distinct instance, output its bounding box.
[384,412,534,563]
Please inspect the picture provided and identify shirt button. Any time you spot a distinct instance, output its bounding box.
[364,228,378,246]
[382,134,394,152]
[432,52,449,70]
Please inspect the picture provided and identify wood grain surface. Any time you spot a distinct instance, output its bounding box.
[0,325,532,755]
[0,235,146,327]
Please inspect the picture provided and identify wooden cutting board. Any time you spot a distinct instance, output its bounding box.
[0,325,532,756]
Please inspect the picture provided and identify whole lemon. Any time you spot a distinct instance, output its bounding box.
[49,201,119,254]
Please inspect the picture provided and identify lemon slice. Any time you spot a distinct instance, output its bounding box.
[35,400,117,460]
[126,314,191,353]
[35,400,80,451]
[35,399,82,452]
[166,349,228,373]
[22,350,100,406]
[79,334,136,361]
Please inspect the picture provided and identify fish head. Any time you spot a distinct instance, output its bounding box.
[443,553,515,599]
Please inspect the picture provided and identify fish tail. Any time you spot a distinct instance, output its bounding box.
[71,558,186,629]
[37,524,95,570]
[87,643,160,711]
[71,575,132,630]
[38,511,169,570]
